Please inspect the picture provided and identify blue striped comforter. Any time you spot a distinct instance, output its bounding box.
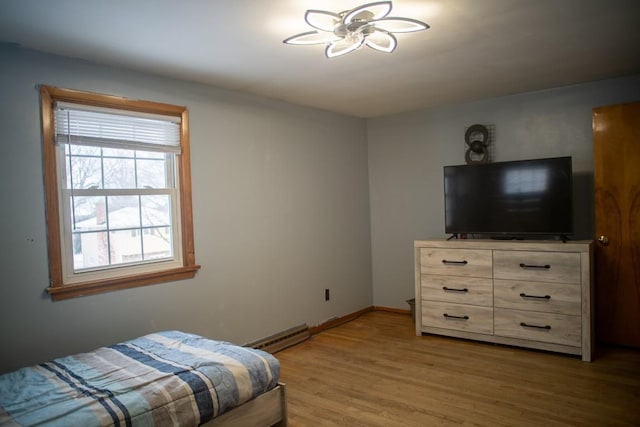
[0,331,280,426]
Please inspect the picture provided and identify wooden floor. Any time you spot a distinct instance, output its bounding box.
[277,311,640,426]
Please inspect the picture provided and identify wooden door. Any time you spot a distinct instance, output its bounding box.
[593,101,640,348]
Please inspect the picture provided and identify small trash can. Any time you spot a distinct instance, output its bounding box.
[406,298,416,323]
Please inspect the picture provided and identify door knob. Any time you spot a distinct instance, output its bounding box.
[598,235,609,245]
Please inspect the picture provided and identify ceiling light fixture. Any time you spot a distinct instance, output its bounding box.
[283,1,429,58]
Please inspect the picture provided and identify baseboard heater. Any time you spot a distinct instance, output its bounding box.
[244,324,310,354]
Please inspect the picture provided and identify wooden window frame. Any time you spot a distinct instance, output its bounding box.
[41,86,200,300]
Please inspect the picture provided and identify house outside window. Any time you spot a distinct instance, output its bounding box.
[40,86,200,300]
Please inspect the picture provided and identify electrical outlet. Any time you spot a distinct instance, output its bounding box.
[325,288,330,301]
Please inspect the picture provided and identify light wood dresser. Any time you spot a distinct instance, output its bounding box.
[414,239,594,361]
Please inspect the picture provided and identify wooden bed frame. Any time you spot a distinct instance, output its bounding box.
[203,383,288,427]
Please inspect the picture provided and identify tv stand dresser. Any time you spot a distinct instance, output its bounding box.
[414,239,594,361]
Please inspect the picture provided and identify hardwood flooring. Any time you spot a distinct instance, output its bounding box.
[277,310,640,426]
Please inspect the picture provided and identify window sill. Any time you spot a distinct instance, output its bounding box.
[46,265,201,301]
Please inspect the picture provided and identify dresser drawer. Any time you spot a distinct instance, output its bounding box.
[493,250,581,284]
[422,301,493,334]
[494,280,581,315]
[420,248,492,278]
[494,308,581,347]
[422,275,493,306]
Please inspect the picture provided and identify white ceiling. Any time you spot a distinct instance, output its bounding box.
[1,0,639,118]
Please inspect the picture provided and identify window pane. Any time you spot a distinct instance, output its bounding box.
[68,155,102,189]
[137,158,168,189]
[110,229,142,265]
[68,144,100,156]
[107,196,140,230]
[138,150,165,159]
[141,195,171,227]
[72,231,109,270]
[143,226,172,260]
[72,196,107,231]
[102,147,135,158]
[104,157,135,189]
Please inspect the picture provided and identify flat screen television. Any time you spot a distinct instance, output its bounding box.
[444,156,573,238]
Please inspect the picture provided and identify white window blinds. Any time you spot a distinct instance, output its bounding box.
[54,102,181,154]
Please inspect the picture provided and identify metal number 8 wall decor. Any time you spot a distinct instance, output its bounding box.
[464,124,491,164]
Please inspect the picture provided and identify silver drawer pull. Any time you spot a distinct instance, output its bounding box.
[520,322,551,330]
[519,263,550,270]
[443,313,469,320]
[442,259,468,265]
[519,293,551,300]
[443,286,469,293]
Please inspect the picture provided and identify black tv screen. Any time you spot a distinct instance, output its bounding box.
[444,157,573,237]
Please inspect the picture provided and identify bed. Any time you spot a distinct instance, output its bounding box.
[0,331,287,426]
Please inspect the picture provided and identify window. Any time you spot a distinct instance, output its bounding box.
[41,86,200,300]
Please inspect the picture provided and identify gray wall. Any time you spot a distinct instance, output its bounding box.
[0,45,372,373]
[367,74,640,308]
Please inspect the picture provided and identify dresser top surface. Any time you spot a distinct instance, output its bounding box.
[415,239,593,253]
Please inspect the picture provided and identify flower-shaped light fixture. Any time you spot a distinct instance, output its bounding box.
[283,1,429,58]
